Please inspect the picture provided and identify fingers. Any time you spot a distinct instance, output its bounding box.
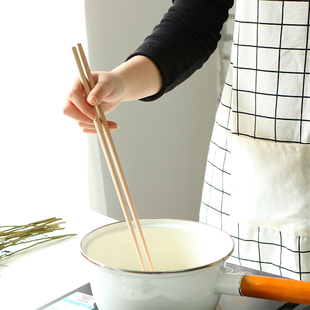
[107,121,119,131]
[77,120,119,134]
[87,73,115,106]
[79,124,97,134]
[68,85,96,120]
[63,96,119,133]
[86,72,123,113]
[63,72,122,136]
[63,99,94,124]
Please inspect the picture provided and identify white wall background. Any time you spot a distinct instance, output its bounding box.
[85,0,219,221]
[0,0,90,216]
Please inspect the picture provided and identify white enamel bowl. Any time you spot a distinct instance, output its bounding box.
[80,219,310,309]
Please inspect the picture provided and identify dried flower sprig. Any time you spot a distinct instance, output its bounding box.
[0,217,77,261]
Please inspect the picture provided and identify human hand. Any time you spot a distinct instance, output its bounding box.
[63,71,123,133]
[63,56,163,133]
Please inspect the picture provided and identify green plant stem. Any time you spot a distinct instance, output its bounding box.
[1,234,76,259]
[0,218,76,260]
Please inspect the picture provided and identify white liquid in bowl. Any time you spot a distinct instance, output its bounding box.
[83,220,234,272]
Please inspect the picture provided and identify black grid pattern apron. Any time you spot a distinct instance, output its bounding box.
[200,0,310,281]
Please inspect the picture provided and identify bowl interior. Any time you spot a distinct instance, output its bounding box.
[81,219,234,273]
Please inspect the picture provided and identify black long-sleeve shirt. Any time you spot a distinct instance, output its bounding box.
[127,0,234,101]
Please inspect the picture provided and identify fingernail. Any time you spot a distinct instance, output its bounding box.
[88,95,99,105]
[111,124,119,131]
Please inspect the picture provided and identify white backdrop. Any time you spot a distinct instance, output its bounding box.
[0,0,90,215]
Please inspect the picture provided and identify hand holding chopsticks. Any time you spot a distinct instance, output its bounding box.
[72,43,154,272]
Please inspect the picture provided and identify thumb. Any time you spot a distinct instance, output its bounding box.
[87,90,101,107]
[86,84,105,107]
[87,73,115,106]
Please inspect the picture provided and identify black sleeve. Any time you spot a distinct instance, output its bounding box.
[126,0,234,101]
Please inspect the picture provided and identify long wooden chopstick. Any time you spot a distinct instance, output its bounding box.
[72,43,154,272]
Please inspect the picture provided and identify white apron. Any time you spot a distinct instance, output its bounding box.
[200,0,310,281]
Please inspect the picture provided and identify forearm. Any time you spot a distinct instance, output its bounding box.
[127,0,234,101]
[112,55,163,102]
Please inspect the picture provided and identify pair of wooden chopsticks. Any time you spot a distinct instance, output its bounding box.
[72,43,154,272]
